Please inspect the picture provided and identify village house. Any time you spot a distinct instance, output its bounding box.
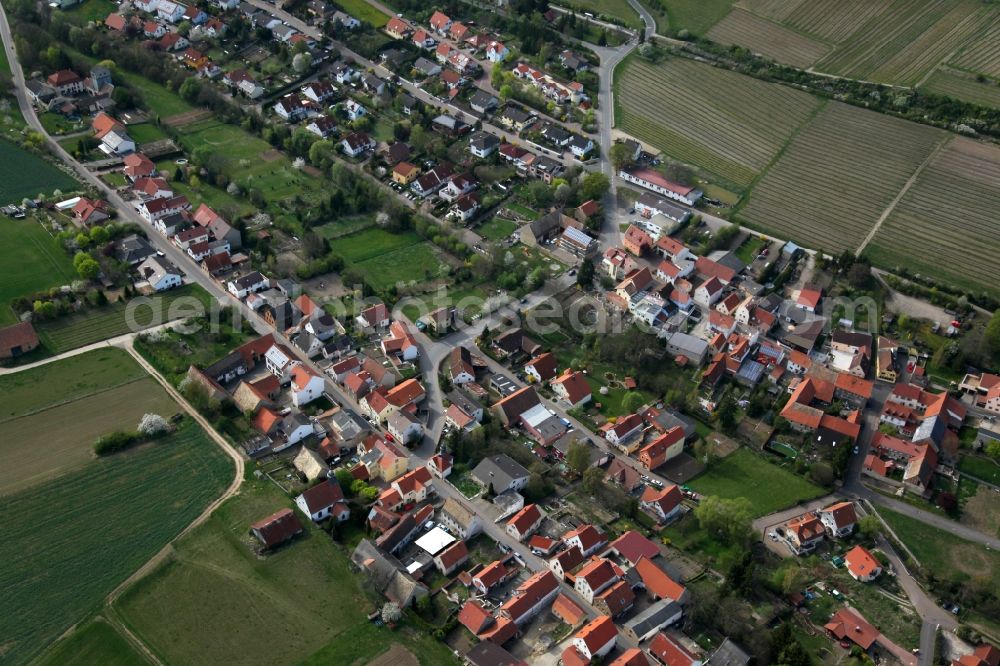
[506,503,544,541]
[295,479,350,522]
[845,545,882,582]
[250,508,303,549]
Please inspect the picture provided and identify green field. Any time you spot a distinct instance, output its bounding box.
[616,56,821,187]
[959,454,1000,485]
[336,0,390,27]
[659,0,734,35]
[38,619,150,666]
[0,376,178,495]
[688,448,824,517]
[127,122,168,146]
[36,285,214,354]
[0,420,233,666]
[315,215,375,239]
[329,227,450,291]
[355,242,450,290]
[114,481,458,665]
[0,347,146,420]
[64,0,119,23]
[118,71,197,119]
[561,0,642,28]
[877,506,1000,582]
[739,102,944,254]
[922,69,1000,109]
[866,136,1000,299]
[477,217,517,242]
[0,217,77,324]
[0,139,78,205]
[174,119,326,206]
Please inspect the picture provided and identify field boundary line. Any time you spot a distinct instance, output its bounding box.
[105,342,244,607]
[855,134,952,256]
[0,376,150,425]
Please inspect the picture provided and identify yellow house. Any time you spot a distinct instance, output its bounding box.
[392,161,421,185]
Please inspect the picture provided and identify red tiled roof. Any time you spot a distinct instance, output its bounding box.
[845,545,880,579]
[634,556,685,601]
[250,508,303,548]
[459,599,494,634]
[551,592,586,625]
[825,607,878,649]
[553,369,591,405]
[609,530,659,565]
[562,524,604,552]
[648,632,700,666]
[609,648,650,666]
[474,559,508,588]
[436,540,469,570]
[0,322,39,353]
[575,615,617,654]
[507,503,542,534]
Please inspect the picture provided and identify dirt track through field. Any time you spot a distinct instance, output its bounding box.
[103,342,244,610]
[163,109,213,127]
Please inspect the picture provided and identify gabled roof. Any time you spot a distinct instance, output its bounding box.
[474,559,509,588]
[551,592,586,625]
[507,503,542,534]
[298,479,345,514]
[576,615,617,653]
[824,607,878,649]
[820,501,857,530]
[648,632,700,666]
[459,599,495,634]
[562,524,605,552]
[552,369,590,404]
[610,530,659,565]
[641,484,682,515]
[845,545,880,579]
[250,508,302,548]
[634,556,685,601]
[576,557,619,590]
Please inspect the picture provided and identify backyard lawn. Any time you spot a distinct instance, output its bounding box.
[959,454,1000,485]
[0,216,77,324]
[127,122,168,146]
[0,420,233,666]
[114,480,458,665]
[174,119,326,207]
[334,0,390,26]
[477,217,517,242]
[688,448,824,517]
[118,71,197,118]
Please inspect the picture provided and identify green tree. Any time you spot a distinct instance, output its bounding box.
[76,256,100,280]
[88,225,109,245]
[693,496,753,545]
[622,391,646,414]
[576,258,594,289]
[579,172,609,201]
[582,467,603,493]
[609,143,635,170]
[715,395,738,434]
[985,309,1000,362]
[857,514,881,539]
[566,440,591,475]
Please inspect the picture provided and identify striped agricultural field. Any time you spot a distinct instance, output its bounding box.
[782,0,895,43]
[922,69,1000,109]
[707,8,831,68]
[868,137,1000,298]
[948,17,1000,79]
[616,57,821,188]
[738,102,944,253]
[735,0,805,23]
[814,0,984,85]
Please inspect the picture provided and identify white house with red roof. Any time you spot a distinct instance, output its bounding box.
[506,503,544,541]
[551,369,591,408]
[290,365,324,406]
[295,479,349,522]
[640,484,683,523]
[605,413,645,450]
[566,616,617,664]
[429,10,451,34]
[845,545,882,582]
[818,501,857,538]
[618,168,703,206]
[573,558,622,604]
[649,632,702,666]
[562,524,607,557]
